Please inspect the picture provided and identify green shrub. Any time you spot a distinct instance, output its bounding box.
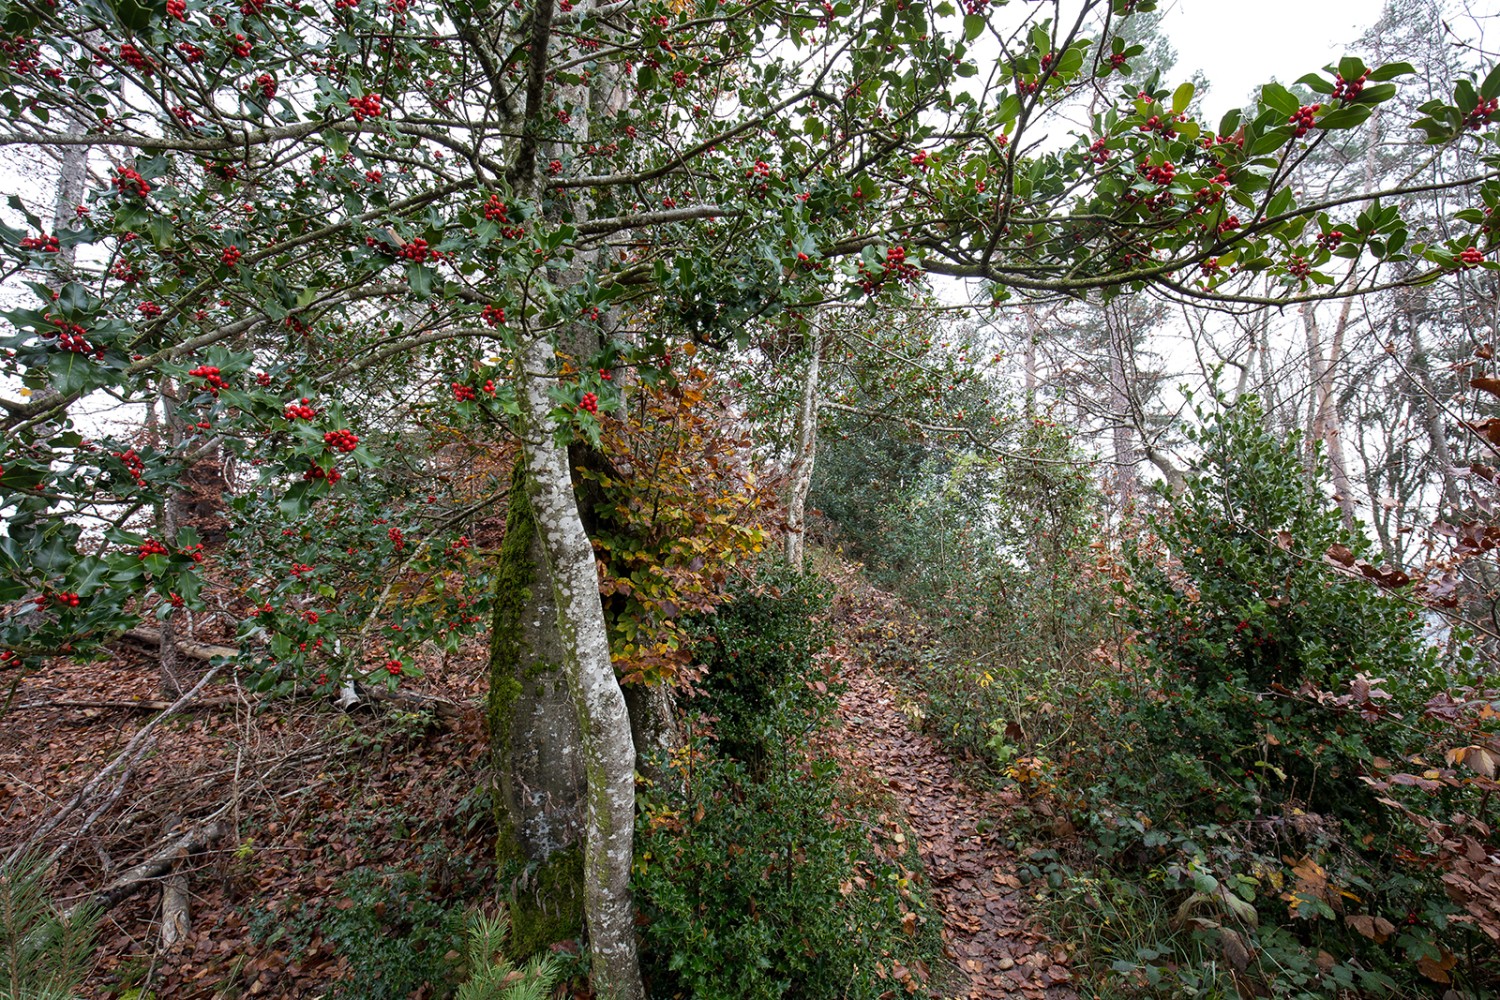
[455,911,561,1000]
[635,562,938,999]
[1055,396,1498,995]
[633,723,934,1000]
[690,562,832,760]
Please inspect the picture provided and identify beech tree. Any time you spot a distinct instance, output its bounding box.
[2,0,1498,993]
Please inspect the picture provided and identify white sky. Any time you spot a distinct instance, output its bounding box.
[1160,0,1387,118]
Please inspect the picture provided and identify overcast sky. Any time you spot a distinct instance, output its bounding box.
[1160,0,1387,118]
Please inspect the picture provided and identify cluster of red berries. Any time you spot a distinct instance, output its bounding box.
[0,650,19,668]
[348,94,383,121]
[221,246,242,267]
[1317,230,1345,250]
[364,169,383,184]
[167,0,186,19]
[481,304,506,327]
[388,526,404,551]
[579,392,599,414]
[139,538,170,559]
[745,158,773,192]
[20,233,59,252]
[183,542,205,563]
[285,398,318,420]
[230,33,252,57]
[119,43,156,75]
[112,260,142,284]
[1289,104,1321,138]
[178,41,205,62]
[303,610,319,623]
[253,72,276,98]
[290,563,315,577]
[46,317,98,356]
[1138,115,1178,139]
[1217,214,1240,234]
[452,383,476,401]
[304,464,343,484]
[1332,71,1367,103]
[483,195,509,222]
[1459,246,1486,268]
[323,429,359,452]
[114,448,147,487]
[398,237,440,262]
[1467,97,1500,131]
[857,245,921,294]
[188,364,227,395]
[139,301,162,318]
[114,166,151,199]
[384,658,403,676]
[38,591,81,608]
[482,379,496,395]
[1141,160,1176,185]
[547,159,563,176]
[1089,137,1110,164]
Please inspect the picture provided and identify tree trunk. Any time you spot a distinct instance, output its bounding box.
[512,328,644,1000]
[784,314,824,570]
[1105,303,1136,508]
[487,461,585,872]
[1301,302,1358,528]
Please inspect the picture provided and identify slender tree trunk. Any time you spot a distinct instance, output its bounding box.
[49,111,88,278]
[159,382,187,697]
[1406,311,1463,511]
[492,7,643,989]
[1106,303,1136,508]
[512,330,644,1000]
[1302,302,1357,528]
[1023,305,1039,423]
[784,313,824,570]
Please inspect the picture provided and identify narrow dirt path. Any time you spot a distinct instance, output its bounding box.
[834,654,1077,999]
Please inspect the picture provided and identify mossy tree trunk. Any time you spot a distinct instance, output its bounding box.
[510,326,645,1000]
[487,464,586,911]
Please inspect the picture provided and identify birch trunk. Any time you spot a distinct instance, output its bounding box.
[784,314,824,570]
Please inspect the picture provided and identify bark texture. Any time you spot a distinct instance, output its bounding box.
[512,329,645,1000]
[784,315,824,570]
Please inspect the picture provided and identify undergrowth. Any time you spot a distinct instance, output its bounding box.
[632,562,942,999]
[823,402,1500,998]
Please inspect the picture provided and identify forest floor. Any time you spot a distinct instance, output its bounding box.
[2,556,1075,999]
[823,559,1078,1000]
[0,631,496,998]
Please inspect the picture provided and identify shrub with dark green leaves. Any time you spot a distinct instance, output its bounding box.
[633,704,935,1000]
[1062,396,1498,994]
[635,562,937,1000]
[690,563,832,758]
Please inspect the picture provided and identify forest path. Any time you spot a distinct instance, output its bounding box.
[825,566,1077,999]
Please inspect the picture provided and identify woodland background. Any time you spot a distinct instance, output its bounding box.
[1,0,1500,997]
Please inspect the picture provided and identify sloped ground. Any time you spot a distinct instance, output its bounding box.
[823,560,1077,1000]
[1,636,494,998]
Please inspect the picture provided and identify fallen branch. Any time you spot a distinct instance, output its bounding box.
[119,628,465,720]
[70,817,228,918]
[4,664,222,869]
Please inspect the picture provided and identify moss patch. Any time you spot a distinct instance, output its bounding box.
[488,462,535,866]
[507,845,585,960]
